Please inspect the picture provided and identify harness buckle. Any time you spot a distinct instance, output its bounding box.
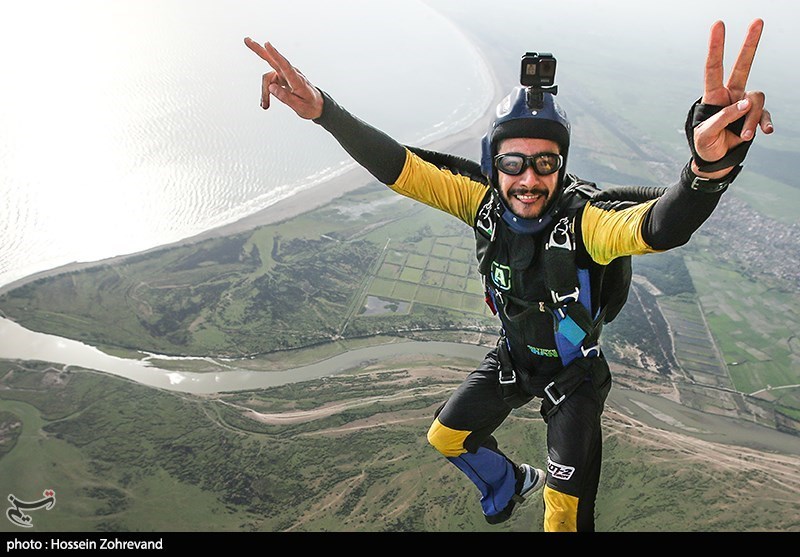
[552,287,580,304]
[499,367,517,385]
[581,344,600,358]
[544,381,566,406]
[545,217,573,251]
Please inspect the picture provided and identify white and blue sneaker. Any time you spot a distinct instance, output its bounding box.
[516,463,546,499]
[485,463,546,524]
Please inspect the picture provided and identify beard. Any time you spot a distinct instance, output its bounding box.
[503,186,552,219]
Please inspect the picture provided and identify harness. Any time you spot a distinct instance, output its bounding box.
[402,146,665,415]
[476,177,664,414]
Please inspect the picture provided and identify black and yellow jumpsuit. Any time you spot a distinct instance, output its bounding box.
[313,91,725,531]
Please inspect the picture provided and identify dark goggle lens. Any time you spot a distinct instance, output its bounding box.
[495,153,562,176]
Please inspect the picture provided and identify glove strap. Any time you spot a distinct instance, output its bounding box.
[684,97,752,172]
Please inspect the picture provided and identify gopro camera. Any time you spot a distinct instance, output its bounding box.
[520,52,558,109]
[520,52,557,89]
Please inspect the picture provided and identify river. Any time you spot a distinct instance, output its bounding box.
[2,316,798,456]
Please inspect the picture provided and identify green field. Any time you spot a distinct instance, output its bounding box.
[0,173,798,429]
[364,234,489,319]
[1,359,797,533]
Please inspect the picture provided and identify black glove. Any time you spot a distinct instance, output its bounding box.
[684,97,752,172]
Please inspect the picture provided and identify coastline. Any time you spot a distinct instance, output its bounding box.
[0,47,504,298]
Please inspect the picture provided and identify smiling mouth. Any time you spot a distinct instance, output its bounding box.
[511,190,547,204]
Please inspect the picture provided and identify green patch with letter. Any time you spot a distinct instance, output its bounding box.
[491,262,511,291]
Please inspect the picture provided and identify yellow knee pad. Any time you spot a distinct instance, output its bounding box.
[427,418,469,458]
[543,485,579,532]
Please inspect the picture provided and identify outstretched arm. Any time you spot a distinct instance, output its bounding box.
[243,38,407,185]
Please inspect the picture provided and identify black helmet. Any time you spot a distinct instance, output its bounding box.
[480,86,571,188]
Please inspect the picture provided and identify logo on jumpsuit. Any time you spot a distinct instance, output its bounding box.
[491,262,511,291]
[547,457,575,481]
[476,198,493,238]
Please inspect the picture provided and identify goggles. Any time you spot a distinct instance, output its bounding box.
[494,152,563,176]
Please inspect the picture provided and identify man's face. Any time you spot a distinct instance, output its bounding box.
[496,137,561,220]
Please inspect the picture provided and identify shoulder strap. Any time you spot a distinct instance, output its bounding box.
[544,208,602,361]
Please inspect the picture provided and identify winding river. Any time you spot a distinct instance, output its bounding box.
[0,317,488,394]
[1,316,798,456]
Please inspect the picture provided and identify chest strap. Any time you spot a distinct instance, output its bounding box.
[544,215,602,359]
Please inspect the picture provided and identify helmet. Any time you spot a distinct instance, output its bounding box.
[480,86,571,188]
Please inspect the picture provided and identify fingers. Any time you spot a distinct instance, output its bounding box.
[244,37,323,119]
[246,39,307,93]
[260,72,275,110]
[699,90,768,144]
[265,74,297,107]
[700,97,750,138]
[739,91,765,140]
[725,18,764,97]
[262,42,308,94]
[703,20,726,102]
[244,37,271,63]
[245,38,303,99]
[703,19,764,106]
[760,108,774,135]
[693,97,748,163]
[245,38,295,84]
[728,91,772,140]
[247,37,281,110]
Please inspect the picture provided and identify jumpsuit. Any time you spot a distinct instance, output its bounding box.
[313,90,727,531]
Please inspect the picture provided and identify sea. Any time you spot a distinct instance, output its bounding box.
[0,0,494,289]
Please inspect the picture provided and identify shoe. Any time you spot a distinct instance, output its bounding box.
[518,463,546,499]
[484,463,546,524]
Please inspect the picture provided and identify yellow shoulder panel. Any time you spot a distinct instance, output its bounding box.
[580,199,661,265]
[390,149,488,227]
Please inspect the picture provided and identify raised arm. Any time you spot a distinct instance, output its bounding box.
[243,38,406,185]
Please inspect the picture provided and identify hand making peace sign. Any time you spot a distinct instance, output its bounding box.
[692,18,773,175]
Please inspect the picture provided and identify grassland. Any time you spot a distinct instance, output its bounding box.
[1,172,798,431]
[0,175,798,532]
[1,359,798,533]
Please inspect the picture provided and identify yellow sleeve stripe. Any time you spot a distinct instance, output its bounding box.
[580,199,661,265]
[390,149,488,227]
